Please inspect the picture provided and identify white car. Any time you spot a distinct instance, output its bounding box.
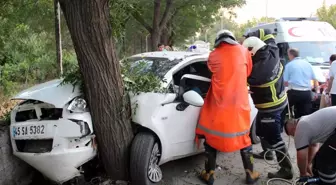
[9,51,259,184]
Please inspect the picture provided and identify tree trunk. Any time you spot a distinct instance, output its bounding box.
[54,0,63,76]
[160,27,169,45]
[150,30,160,51]
[58,0,134,180]
[150,0,161,51]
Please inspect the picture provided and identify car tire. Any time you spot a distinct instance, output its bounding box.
[130,132,162,185]
[250,118,260,144]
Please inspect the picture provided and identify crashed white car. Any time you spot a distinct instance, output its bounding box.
[9,80,97,183]
[9,51,259,184]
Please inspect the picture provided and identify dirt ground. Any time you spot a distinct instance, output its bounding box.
[158,134,299,185]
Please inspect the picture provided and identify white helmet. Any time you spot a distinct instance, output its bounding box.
[242,36,266,56]
[214,29,238,47]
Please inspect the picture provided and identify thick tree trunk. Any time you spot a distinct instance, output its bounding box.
[58,0,134,180]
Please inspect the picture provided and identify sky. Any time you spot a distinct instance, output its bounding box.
[234,0,336,24]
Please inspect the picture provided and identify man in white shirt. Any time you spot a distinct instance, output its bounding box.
[325,54,336,106]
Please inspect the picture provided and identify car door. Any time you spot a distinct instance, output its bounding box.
[154,101,202,159]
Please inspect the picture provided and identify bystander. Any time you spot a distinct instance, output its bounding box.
[283,48,319,118]
[325,54,336,105]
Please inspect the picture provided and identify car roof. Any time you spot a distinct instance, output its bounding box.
[130,51,206,60]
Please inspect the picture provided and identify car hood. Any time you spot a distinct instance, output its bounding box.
[12,79,81,108]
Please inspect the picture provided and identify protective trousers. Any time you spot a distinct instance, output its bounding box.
[313,131,336,185]
[203,142,259,184]
[255,110,293,179]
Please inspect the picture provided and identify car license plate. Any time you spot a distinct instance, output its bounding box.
[12,124,46,138]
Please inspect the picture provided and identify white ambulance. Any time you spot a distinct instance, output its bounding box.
[246,17,336,110]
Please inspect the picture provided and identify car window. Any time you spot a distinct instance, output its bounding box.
[124,57,181,79]
[288,41,336,65]
[173,61,211,86]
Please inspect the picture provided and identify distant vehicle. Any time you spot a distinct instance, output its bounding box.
[9,51,260,185]
[246,17,336,111]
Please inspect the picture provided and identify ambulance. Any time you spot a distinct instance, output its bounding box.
[246,17,336,111]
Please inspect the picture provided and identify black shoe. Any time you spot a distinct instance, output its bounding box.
[252,151,274,160]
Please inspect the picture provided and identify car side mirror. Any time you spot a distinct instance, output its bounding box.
[183,90,204,107]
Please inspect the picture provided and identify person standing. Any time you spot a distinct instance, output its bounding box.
[242,33,293,180]
[284,107,336,185]
[196,30,260,185]
[283,48,320,118]
[325,54,336,106]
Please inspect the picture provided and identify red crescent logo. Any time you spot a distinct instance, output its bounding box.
[288,27,302,37]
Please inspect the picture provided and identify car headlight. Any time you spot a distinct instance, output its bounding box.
[67,97,87,113]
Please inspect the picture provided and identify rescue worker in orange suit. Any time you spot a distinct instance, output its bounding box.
[242,30,294,180]
[196,30,260,185]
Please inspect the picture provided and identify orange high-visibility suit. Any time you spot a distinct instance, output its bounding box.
[196,42,253,153]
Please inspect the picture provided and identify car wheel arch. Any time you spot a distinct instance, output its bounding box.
[133,124,163,158]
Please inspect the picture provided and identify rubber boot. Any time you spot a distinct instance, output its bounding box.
[267,146,294,179]
[199,164,215,185]
[199,143,216,185]
[252,139,274,160]
[241,147,260,184]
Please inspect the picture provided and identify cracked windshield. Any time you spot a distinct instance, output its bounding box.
[1,0,336,185]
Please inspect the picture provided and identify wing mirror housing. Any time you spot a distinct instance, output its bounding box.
[183,90,204,107]
[161,94,177,106]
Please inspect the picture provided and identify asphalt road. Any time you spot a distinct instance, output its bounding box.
[158,134,299,185]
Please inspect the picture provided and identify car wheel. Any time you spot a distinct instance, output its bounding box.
[130,132,162,185]
[250,118,260,144]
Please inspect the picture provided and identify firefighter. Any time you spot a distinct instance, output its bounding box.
[285,107,336,185]
[242,31,293,180]
[196,30,260,185]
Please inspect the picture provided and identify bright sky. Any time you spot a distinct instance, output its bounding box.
[234,0,336,24]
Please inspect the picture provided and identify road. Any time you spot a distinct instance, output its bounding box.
[158,134,299,185]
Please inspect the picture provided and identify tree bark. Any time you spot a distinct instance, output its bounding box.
[150,0,161,51]
[54,0,63,76]
[160,27,169,45]
[58,0,134,180]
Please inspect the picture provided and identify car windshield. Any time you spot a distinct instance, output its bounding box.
[288,41,336,65]
[124,57,181,79]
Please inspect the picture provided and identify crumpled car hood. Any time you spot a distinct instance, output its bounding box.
[12,79,81,108]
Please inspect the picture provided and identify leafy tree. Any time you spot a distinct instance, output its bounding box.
[130,0,245,51]
[317,2,336,28]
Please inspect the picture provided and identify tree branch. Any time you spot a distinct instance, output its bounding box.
[159,0,173,29]
[130,9,153,33]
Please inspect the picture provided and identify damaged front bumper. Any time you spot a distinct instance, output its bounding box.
[10,100,97,184]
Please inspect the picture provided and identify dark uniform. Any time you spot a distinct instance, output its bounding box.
[244,29,293,179]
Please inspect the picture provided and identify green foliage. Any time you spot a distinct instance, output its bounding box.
[317,3,336,28]
[0,0,77,97]
[61,59,165,97]
[121,59,166,94]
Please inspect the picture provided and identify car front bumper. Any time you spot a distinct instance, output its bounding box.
[10,101,97,183]
[14,146,97,183]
